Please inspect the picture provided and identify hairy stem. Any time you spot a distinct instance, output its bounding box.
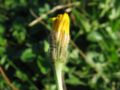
[54,62,64,90]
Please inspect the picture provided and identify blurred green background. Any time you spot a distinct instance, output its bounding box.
[0,0,120,90]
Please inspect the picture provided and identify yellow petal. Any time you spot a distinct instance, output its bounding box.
[53,13,70,34]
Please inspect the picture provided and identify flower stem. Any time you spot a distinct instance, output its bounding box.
[54,62,64,90]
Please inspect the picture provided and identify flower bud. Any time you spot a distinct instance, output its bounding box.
[50,13,70,63]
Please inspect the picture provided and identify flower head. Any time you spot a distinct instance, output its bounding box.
[50,13,70,63]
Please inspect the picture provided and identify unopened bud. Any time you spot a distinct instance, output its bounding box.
[50,13,70,63]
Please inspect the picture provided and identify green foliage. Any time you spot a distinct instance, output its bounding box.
[0,0,120,90]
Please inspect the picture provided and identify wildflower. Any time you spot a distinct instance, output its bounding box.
[50,13,70,90]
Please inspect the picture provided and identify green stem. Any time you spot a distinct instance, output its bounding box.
[54,62,64,90]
